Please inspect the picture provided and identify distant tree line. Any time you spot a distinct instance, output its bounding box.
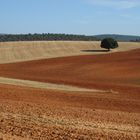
[135,38,140,42]
[0,33,99,42]
[130,38,140,42]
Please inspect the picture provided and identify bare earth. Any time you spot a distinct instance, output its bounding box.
[0,41,140,139]
[0,84,140,140]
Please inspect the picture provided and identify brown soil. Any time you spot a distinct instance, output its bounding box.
[0,49,140,139]
[0,49,140,94]
[0,83,140,139]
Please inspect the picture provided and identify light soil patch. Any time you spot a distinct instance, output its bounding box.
[0,41,140,64]
[0,77,100,92]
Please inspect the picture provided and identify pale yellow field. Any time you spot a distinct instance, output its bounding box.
[0,41,140,64]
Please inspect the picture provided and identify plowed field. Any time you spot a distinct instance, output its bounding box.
[0,42,140,139]
[0,49,139,93]
[0,83,140,139]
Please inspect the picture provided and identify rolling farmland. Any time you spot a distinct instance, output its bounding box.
[0,41,140,139]
[0,41,140,63]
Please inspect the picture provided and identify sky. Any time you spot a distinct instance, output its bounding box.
[0,0,140,35]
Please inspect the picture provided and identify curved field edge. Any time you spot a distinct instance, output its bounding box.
[0,42,140,139]
[0,41,140,64]
[0,48,139,94]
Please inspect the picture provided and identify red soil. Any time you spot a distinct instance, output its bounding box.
[0,49,140,139]
[0,83,139,113]
[0,49,140,94]
[0,83,140,139]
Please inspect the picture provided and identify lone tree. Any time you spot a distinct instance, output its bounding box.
[101,38,118,51]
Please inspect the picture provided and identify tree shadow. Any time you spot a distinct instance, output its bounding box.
[81,49,110,53]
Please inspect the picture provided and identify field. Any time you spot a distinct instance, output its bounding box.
[0,41,140,64]
[0,41,140,139]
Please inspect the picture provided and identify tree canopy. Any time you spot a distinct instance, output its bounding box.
[101,38,118,51]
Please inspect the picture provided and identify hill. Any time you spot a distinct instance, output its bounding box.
[94,34,140,42]
[0,42,140,139]
[0,41,140,64]
[0,48,140,93]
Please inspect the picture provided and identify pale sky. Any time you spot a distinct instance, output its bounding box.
[0,0,140,35]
